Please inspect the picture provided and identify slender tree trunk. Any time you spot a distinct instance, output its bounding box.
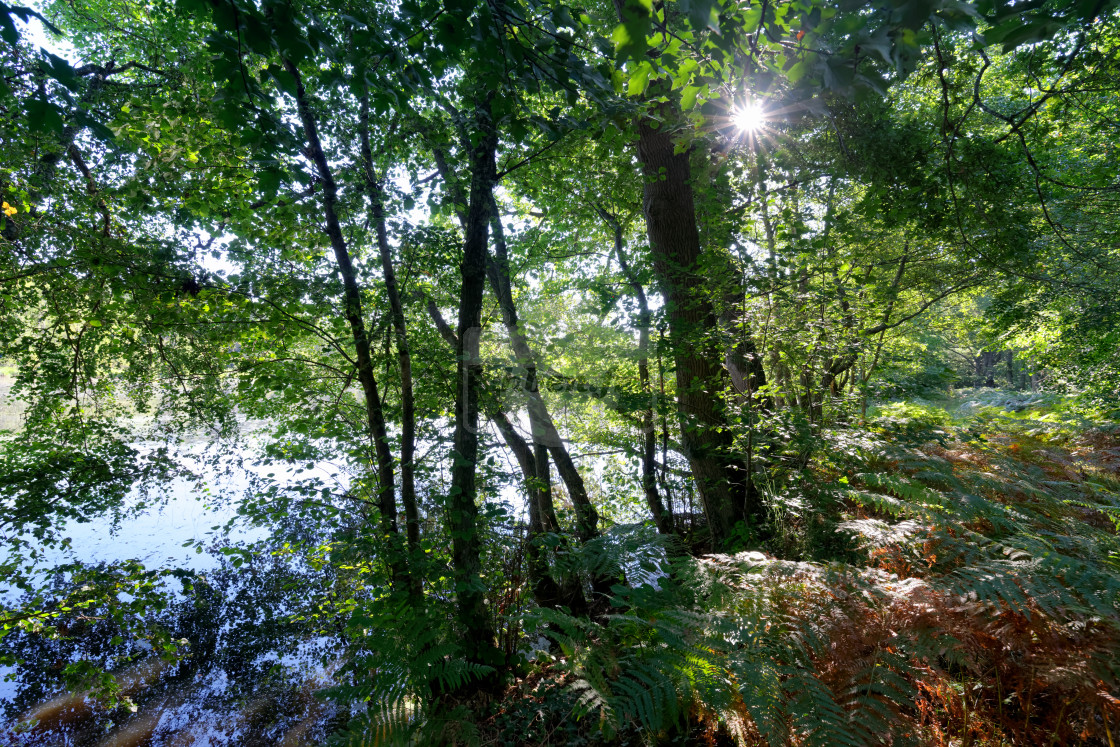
[491,409,564,609]
[717,260,767,519]
[285,59,407,588]
[483,207,611,602]
[980,351,998,387]
[359,95,421,599]
[597,206,672,535]
[428,300,584,612]
[657,326,675,530]
[430,142,599,542]
[485,205,600,542]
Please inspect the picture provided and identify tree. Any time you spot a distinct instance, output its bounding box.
[2,0,1119,737]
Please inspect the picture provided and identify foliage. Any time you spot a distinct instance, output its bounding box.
[505,414,1120,746]
[0,0,1118,742]
[868,400,953,445]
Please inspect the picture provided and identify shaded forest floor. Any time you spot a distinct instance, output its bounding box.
[463,390,1120,746]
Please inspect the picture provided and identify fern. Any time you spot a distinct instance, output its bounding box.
[334,410,1120,746]
[534,411,1120,745]
[323,598,494,746]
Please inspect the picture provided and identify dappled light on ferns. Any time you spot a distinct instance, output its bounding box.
[506,411,1120,746]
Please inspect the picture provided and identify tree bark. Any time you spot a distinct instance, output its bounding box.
[359,95,421,599]
[715,255,767,520]
[427,300,583,612]
[485,204,600,542]
[597,206,672,535]
[447,98,499,662]
[433,137,600,544]
[635,101,748,546]
[285,59,407,588]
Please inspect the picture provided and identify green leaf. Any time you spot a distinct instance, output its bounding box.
[628,63,651,96]
[680,84,701,110]
[786,59,813,84]
[26,96,64,135]
[613,0,653,62]
[74,110,116,144]
[681,0,720,34]
[258,167,284,195]
[0,10,18,46]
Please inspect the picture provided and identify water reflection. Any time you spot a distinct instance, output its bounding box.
[0,444,347,745]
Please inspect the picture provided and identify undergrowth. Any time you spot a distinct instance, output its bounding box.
[337,395,1120,746]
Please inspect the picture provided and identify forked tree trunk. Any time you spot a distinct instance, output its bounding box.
[434,139,601,544]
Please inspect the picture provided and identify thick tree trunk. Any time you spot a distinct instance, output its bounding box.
[285,60,407,588]
[635,103,748,545]
[975,350,998,387]
[447,99,499,663]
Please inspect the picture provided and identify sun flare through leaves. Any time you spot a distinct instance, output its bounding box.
[732,100,767,133]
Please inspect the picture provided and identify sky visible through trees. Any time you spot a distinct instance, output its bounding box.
[1,0,1119,743]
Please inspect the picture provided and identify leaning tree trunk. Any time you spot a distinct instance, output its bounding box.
[433,138,601,543]
[486,202,600,542]
[428,300,585,613]
[285,59,408,590]
[359,94,421,600]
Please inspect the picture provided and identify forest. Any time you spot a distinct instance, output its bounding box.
[0,0,1119,743]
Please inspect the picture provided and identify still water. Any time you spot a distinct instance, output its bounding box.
[0,439,347,745]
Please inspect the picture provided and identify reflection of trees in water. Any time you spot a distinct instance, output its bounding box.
[2,554,344,745]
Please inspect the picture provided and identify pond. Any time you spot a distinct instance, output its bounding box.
[0,430,350,746]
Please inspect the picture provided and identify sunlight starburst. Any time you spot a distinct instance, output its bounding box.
[732,101,767,133]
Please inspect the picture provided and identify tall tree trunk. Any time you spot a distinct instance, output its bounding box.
[359,95,421,599]
[656,325,677,529]
[597,206,672,535]
[447,98,499,663]
[485,203,600,542]
[285,59,407,588]
[430,142,599,540]
[635,101,748,546]
[977,351,998,387]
